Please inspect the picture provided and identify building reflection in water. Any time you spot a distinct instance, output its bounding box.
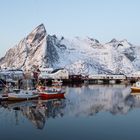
[1,85,140,129]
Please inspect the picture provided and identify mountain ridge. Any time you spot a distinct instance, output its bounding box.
[0,24,140,75]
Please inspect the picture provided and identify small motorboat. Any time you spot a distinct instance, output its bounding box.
[8,89,39,101]
[131,81,140,93]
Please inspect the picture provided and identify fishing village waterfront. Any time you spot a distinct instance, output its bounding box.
[1,1,140,139]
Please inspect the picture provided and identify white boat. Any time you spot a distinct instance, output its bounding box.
[0,93,8,101]
[8,89,39,101]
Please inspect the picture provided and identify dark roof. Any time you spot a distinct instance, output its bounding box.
[51,68,64,74]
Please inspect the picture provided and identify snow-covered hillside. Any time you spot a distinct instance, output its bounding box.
[0,24,140,75]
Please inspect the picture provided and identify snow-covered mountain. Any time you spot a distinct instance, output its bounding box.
[0,24,140,75]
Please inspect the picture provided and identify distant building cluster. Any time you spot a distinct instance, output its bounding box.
[0,67,140,86]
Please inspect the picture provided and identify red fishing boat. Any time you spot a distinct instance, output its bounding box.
[37,80,65,99]
[39,85,65,99]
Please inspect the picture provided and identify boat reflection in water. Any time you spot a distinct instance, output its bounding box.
[0,98,66,129]
[127,92,140,108]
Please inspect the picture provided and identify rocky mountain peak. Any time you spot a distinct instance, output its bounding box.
[26,23,46,45]
[109,38,118,43]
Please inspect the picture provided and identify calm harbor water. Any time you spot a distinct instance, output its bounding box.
[0,84,140,140]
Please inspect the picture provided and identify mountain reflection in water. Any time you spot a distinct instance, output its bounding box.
[0,85,140,129]
[64,85,133,116]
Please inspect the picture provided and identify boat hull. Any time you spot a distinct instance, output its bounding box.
[39,92,65,99]
[131,87,140,93]
[8,95,39,101]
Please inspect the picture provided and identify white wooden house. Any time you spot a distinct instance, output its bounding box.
[38,68,69,79]
[89,74,126,80]
[88,74,107,79]
[106,74,126,80]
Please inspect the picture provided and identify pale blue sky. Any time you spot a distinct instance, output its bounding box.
[0,0,140,57]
